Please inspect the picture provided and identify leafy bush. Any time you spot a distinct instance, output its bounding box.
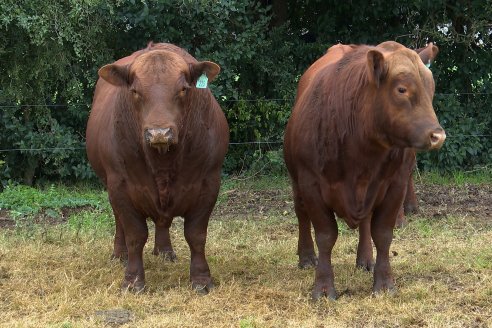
[1,0,491,185]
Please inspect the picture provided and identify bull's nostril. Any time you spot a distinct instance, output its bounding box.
[430,131,446,148]
[430,134,439,144]
[145,128,176,148]
[162,128,173,139]
[144,130,152,142]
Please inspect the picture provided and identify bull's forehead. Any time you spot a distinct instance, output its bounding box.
[131,50,188,82]
[386,49,432,80]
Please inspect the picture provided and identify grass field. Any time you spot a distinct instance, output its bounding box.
[0,173,491,327]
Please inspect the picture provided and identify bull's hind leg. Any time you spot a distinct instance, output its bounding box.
[403,171,418,215]
[356,218,374,271]
[153,219,177,261]
[293,186,318,269]
[112,214,128,263]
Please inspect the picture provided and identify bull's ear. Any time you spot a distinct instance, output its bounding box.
[98,64,130,87]
[366,50,386,88]
[190,61,221,84]
[415,42,439,67]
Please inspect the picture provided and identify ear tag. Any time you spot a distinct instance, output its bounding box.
[196,73,208,89]
[425,62,431,68]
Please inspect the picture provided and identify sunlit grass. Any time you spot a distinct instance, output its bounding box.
[0,175,491,327]
[0,210,491,327]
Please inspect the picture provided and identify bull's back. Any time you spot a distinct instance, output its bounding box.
[295,44,355,100]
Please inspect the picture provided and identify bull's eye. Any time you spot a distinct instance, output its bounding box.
[397,87,407,94]
[178,84,190,97]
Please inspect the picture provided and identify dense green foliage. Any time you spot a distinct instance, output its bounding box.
[1,0,491,186]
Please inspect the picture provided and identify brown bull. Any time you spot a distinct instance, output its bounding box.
[86,42,229,293]
[284,41,445,299]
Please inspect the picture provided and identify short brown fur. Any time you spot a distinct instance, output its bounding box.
[86,42,229,293]
[284,41,444,299]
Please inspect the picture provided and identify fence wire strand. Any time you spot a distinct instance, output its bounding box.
[0,92,490,109]
[0,93,491,153]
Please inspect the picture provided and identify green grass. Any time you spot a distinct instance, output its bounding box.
[0,213,490,327]
[0,183,108,218]
[1,170,489,219]
[416,168,492,185]
[0,175,491,327]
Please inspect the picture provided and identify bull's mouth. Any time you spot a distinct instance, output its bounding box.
[150,142,171,154]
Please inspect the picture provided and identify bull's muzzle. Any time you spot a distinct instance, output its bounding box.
[429,128,446,150]
[144,128,177,153]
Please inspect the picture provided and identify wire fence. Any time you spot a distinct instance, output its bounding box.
[1,134,492,153]
[0,92,491,109]
[0,92,491,153]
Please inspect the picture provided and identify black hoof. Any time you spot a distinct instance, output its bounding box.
[153,250,177,262]
[192,281,215,295]
[372,282,397,296]
[356,261,374,272]
[311,287,337,301]
[298,256,318,269]
[111,253,128,266]
[121,279,145,293]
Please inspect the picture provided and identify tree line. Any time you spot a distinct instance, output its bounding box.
[1,0,491,186]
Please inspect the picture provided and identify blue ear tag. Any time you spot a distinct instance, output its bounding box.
[425,62,431,68]
[196,73,208,89]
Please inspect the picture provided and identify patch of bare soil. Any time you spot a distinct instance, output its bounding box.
[213,189,292,219]
[213,183,492,223]
[0,210,14,229]
[416,184,492,219]
[0,206,93,229]
[0,184,490,228]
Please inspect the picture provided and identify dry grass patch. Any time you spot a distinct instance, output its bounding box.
[0,212,491,327]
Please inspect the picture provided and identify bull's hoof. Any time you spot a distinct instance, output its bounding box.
[404,204,418,215]
[372,279,397,296]
[152,249,177,262]
[311,285,337,301]
[121,278,145,293]
[298,255,318,269]
[111,252,128,266]
[192,281,215,295]
[394,218,408,229]
[356,259,375,272]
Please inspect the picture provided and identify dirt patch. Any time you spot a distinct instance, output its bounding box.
[214,189,291,219]
[213,183,492,223]
[0,210,14,229]
[0,184,491,227]
[416,184,492,220]
[0,206,93,229]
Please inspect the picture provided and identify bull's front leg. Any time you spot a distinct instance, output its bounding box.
[311,209,338,300]
[293,187,318,269]
[121,216,148,292]
[184,209,214,294]
[108,184,148,293]
[183,178,220,295]
[371,184,406,294]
